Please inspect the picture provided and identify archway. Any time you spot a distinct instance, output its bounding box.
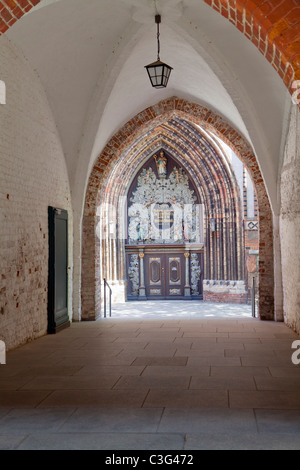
[100,130,244,304]
[82,97,274,321]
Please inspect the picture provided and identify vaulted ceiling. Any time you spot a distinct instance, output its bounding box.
[1,0,296,214]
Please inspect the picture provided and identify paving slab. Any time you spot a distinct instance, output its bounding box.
[159,408,257,434]
[229,391,300,409]
[60,407,163,433]
[0,408,74,434]
[17,432,186,450]
[184,433,300,450]
[114,375,190,390]
[143,389,229,408]
[255,409,300,434]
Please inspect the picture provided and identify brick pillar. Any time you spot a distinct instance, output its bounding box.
[81,214,101,321]
[258,203,274,321]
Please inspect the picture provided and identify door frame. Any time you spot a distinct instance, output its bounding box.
[126,244,204,301]
[48,206,70,334]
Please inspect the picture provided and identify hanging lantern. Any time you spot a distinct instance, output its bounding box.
[145,15,173,89]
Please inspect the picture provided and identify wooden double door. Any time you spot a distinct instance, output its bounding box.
[145,253,186,299]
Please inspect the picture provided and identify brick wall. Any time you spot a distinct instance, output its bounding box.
[203,280,248,304]
[203,0,300,93]
[280,104,300,336]
[204,293,248,304]
[0,38,72,351]
[0,0,40,33]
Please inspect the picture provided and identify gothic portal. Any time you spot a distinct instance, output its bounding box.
[98,119,257,308]
[126,152,204,300]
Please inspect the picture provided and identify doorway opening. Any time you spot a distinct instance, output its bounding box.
[81,99,273,322]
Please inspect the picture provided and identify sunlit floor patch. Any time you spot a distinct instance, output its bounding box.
[102,301,253,320]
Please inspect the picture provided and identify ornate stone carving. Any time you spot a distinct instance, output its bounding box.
[191,253,201,295]
[128,165,200,244]
[128,254,139,295]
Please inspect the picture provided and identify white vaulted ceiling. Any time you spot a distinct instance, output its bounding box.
[4,0,291,214]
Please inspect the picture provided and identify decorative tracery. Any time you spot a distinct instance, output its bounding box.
[127,156,201,245]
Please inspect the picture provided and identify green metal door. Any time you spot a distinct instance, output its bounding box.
[48,207,70,334]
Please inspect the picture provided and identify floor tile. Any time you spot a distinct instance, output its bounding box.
[0,435,26,450]
[269,367,300,378]
[132,357,188,366]
[143,389,229,408]
[73,365,144,377]
[0,376,35,390]
[211,366,271,378]
[129,348,177,357]
[255,409,300,434]
[0,391,51,408]
[20,375,120,391]
[225,349,276,358]
[241,357,291,367]
[159,408,257,433]
[17,432,186,450]
[38,390,149,408]
[60,407,163,433]
[114,375,190,390]
[229,391,300,409]
[0,408,74,434]
[19,366,83,377]
[254,376,300,391]
[190,376,256,391]
[141,365,209,377]
[184,433,300,450]
[187,356,241,366]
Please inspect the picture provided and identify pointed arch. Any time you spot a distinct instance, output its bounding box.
[82,97,274,321]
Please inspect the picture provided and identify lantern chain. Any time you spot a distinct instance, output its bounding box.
[155,14,161,61]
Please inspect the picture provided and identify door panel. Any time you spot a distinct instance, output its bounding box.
[150,258,161,285]
[146,255,165,298]
[48,207,70,334]
[169,258,181,284]
[165,254,184,298]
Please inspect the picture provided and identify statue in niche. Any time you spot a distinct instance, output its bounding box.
[145,224,153,241]
[136,219,148,241]
[174,167,183,183]
[142,168,152,184]
[183,220,192,241]
[136,221,142,241]
[154,151,167,179]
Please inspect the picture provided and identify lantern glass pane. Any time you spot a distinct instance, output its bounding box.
[145,61,173,88]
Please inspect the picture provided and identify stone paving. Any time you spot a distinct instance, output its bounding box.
[0,301,299,450]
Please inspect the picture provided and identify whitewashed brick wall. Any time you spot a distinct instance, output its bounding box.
[0,37,72,350]
[280,104,300,336]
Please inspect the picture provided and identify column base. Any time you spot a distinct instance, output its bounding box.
[139,287,147,299]
[184,286,191,297]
